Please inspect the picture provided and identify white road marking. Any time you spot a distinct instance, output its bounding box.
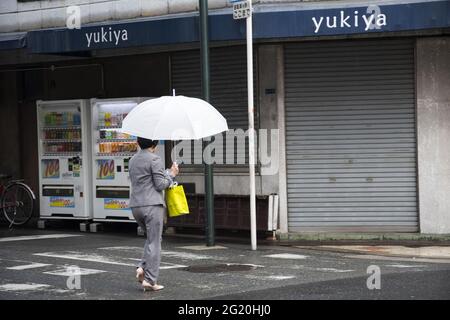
[176,245,228,251]
[161,250,223,261]
[34,251,188,270]
[246,275,295,280]
[384,264,426,268]
[227,263,265,268]
[263,253,308,260]
[315,268,355,273]
[127,258,187,270]
[266,275,295,280]
[0,234,83,242]
[44,266,106,276]
[7,263,52,270]
[0,283,51,292]
[34,252,135,267]
[100,247,224,261]
[98,246,141,251]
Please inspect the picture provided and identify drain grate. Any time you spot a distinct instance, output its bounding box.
[181,264,258,273]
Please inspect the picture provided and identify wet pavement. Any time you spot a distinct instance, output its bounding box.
[0,227,449,300]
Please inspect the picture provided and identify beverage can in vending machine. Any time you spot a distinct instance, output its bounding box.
[98,112,105,127]
[105,113,111,127]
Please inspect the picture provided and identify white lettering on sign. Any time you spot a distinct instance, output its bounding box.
[312,6,387,34]
[85,27,128,48]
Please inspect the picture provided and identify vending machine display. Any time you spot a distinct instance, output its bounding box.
[37,100,92,220]
[91,98,165,221]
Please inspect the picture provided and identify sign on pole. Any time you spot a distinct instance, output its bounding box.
[232,1,251,20]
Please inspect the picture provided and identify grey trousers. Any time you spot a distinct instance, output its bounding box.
[132,205,165,285]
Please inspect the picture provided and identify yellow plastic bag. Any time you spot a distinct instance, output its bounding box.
[166,184,190,218]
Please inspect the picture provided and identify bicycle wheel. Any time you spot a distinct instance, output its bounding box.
[2,182,34,226]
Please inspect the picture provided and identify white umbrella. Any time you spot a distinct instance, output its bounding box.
[120,96,228,140]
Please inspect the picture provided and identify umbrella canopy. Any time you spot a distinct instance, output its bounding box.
[120,96,228,140]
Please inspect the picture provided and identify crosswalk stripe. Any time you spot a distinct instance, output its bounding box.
[0,234,83,242]
[7,263,52,270]
[44,267,107,276]
[0,283,51,292]
[263,253,309,260]
[34,252,135,266]
[127,258,187,270]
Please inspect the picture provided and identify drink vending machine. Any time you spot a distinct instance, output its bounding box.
[36,100,92,220]
[90,98,165,221]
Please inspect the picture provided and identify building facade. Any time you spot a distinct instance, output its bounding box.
[0,0,449,235]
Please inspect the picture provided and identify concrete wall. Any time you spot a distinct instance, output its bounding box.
[416,37,450,234]
[0,0,225,32]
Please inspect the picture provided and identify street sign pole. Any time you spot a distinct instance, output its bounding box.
[232,0,257,250]
[246,0,257,251]
[199,0,215,247]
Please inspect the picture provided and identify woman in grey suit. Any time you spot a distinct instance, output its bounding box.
[129,137,179,291]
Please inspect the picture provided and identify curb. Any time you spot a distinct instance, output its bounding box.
[277,232,450,242]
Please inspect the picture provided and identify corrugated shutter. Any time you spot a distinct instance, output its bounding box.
[284,39,418,232]
[171,46,252,165]
[172,46,249,129]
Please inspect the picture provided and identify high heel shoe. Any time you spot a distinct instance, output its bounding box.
[142,280,164,292]
[136,267,144,283]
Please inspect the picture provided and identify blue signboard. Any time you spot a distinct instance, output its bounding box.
[26,0,450,54]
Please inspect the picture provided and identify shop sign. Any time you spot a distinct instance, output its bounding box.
[311,5,387,34]
[27,1,450,54]
[85,27,128,48]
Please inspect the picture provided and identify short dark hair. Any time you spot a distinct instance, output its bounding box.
[137,137,159,150]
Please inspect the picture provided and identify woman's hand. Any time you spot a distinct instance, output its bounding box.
[169,162,179,177]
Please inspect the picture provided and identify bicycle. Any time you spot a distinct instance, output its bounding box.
[0,174,36,228]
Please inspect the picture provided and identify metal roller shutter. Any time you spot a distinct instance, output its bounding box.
[172,46,250,129]
[171,46,252,165]
[284,39,418,233]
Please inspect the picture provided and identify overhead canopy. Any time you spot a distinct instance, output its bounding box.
[0,32,27,50]
[17,0,450,54]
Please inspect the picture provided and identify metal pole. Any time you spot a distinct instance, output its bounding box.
[199,0,215,247]
[247,0,257,251]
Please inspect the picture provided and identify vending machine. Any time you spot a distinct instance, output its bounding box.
[90,97,165,222]
[37,100,92,220]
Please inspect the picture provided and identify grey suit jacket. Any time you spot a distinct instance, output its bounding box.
[129,149,172,208]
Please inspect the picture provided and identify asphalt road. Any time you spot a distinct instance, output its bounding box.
[0,227,449,300]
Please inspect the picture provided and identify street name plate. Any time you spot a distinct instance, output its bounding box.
[233,1,251,20]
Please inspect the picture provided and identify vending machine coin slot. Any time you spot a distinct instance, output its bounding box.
[68,158,73,171]
[73,157,81,177]
[124,157,130,172]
